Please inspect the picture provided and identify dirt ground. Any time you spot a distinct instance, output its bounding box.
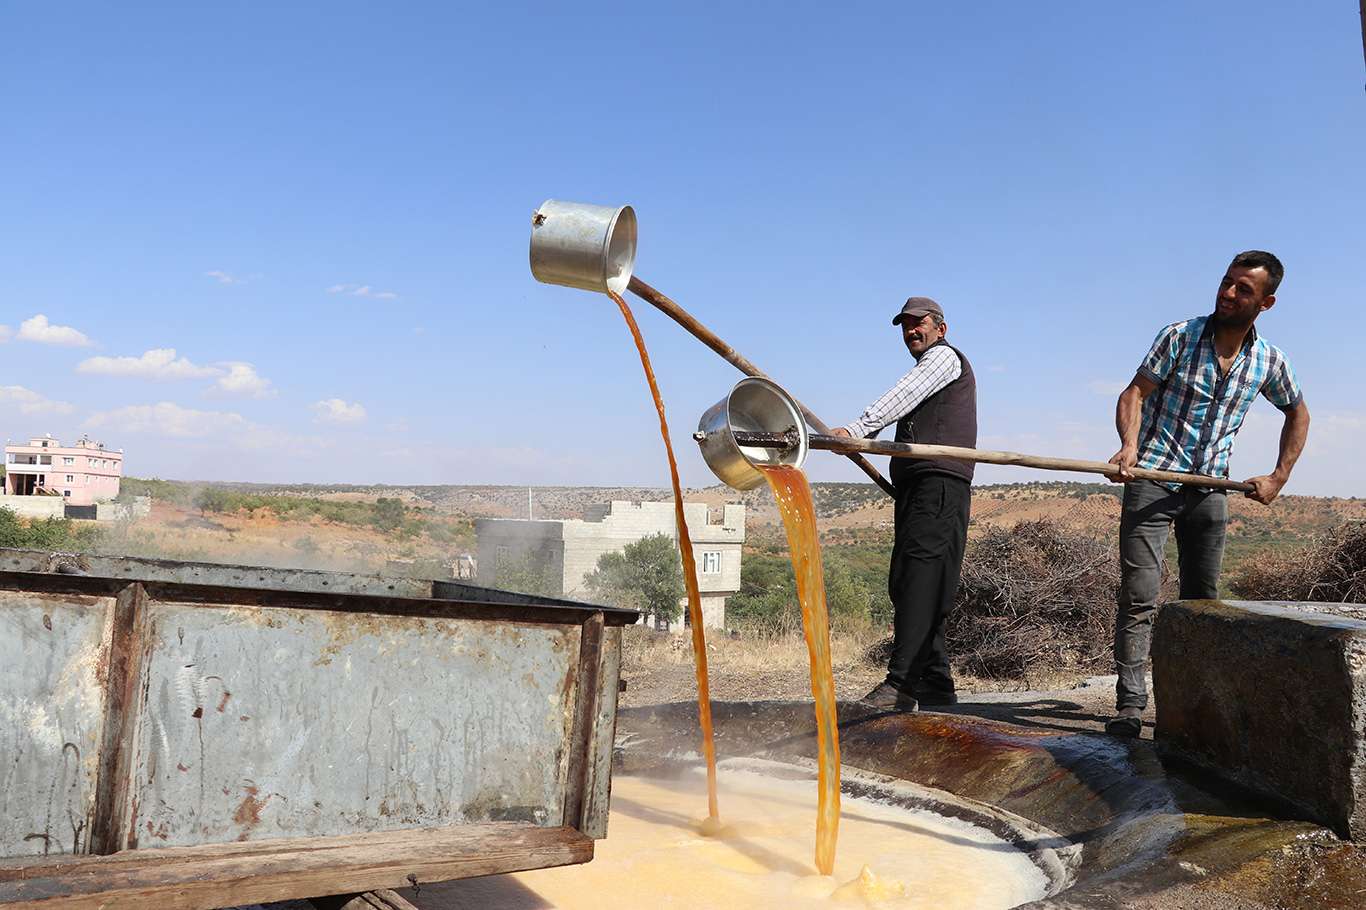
[618,625,1122,733]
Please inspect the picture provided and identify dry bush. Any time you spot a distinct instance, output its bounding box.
[1230,521,1366,603]
[946,520,1118,678]
[941,519,1118,680]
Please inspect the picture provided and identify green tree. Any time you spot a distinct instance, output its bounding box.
[822,555,874,619]
[727,549,884,633]
[372,497,406,532]
[584,533,684,627]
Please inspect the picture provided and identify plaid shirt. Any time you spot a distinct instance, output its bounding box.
[1136,315,1302,481]
[842,343,961,438]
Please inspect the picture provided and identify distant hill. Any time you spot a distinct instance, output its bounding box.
[123,475,1364,545]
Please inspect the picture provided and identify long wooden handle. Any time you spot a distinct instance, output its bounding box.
[627,275,898,498]
[808,434,1256,493]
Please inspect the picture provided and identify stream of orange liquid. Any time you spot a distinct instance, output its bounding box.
[756,464,841,875]
[608,289,720,822]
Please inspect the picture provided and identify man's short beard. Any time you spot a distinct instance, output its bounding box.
[1211,308,1256,331]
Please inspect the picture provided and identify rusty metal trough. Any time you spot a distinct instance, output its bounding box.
[0,549,638,909]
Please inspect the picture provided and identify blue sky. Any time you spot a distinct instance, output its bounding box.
[3,2,1363,495]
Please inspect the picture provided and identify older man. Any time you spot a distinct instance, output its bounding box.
[834,297,977,712]
[1105,250,1311,737]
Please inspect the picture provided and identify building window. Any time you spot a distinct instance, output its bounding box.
[66,474,75,483]
[63,457,74,465]
[702,551,722,575]
[62,490,71,497]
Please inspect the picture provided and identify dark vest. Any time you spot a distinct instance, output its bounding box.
[891,342,978,486]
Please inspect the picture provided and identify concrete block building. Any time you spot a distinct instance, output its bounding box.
[476,500,745,629]
[4,435,123,505]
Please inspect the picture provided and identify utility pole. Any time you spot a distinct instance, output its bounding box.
[527,486,533,520]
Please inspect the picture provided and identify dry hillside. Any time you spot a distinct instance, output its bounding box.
[96,479,1366,582]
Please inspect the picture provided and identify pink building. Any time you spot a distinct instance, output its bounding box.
[4,435,123,505]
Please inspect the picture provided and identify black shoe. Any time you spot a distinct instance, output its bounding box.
[860,682,918,711]
[1105,710,1143,738]
[914,690,959,706]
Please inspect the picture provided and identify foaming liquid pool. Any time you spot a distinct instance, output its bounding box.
[433,765,1049,909]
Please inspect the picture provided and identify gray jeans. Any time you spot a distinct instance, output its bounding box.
[1115,480,1227,710]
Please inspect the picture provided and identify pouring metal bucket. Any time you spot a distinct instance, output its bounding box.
[695,377,809,491]
[529,200,637,295]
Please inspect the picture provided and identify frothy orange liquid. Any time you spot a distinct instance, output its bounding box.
[608,289,720,821]
[757,464,841,875]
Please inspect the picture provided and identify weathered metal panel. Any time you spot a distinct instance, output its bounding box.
[0,591,112,857]
[124,599,581,848]
[0,550,434,600]
[581,624,622,839]
[1,548,619,611]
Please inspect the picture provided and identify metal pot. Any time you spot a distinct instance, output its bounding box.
[528,200,637,295]
[695,377,809,491]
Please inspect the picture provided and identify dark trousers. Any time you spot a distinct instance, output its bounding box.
[885,472,971,697]
[1115,480,1227,710]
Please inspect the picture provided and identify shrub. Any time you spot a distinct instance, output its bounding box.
[1230,521,1366,603]
[945,519,1118,679]
[0,507,101,552]
[727,550,883,636]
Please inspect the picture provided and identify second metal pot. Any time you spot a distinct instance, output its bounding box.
[695,377,809,491]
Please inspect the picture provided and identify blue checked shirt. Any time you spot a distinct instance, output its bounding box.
[1136,315,1302,482]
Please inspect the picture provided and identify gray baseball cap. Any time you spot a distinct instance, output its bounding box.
[892,296,944,326]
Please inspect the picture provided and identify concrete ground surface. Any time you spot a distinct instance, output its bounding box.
[929,674,1155,739]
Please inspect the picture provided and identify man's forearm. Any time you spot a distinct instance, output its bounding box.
[841,348,960,438]
[1272,402,1310,481]
[1115,387,1143,450]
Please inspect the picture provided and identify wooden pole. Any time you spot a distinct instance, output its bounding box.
[1360,0,1366,81]
[805,434,1256,493]
[627,275,898,498]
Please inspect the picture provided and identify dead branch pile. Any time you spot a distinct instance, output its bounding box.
[1230,520,1366,603]
[945,519,1118,678]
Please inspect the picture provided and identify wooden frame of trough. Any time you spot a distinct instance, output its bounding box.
[0,552,638,909]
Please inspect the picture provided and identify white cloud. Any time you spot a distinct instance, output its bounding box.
[83,402,328,457]
[84,402,249,438]
[18,314,94,347]
[77,348,277,399]
[205,270,242,285]
[312,398,367,424]
[211,362,276,399]
[1087,379,1128,396]
[327,283,398,300]
[0,385,76,416]
[77,348,220,380]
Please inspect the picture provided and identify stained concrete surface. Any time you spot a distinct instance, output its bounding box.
[608,697,1366,909]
